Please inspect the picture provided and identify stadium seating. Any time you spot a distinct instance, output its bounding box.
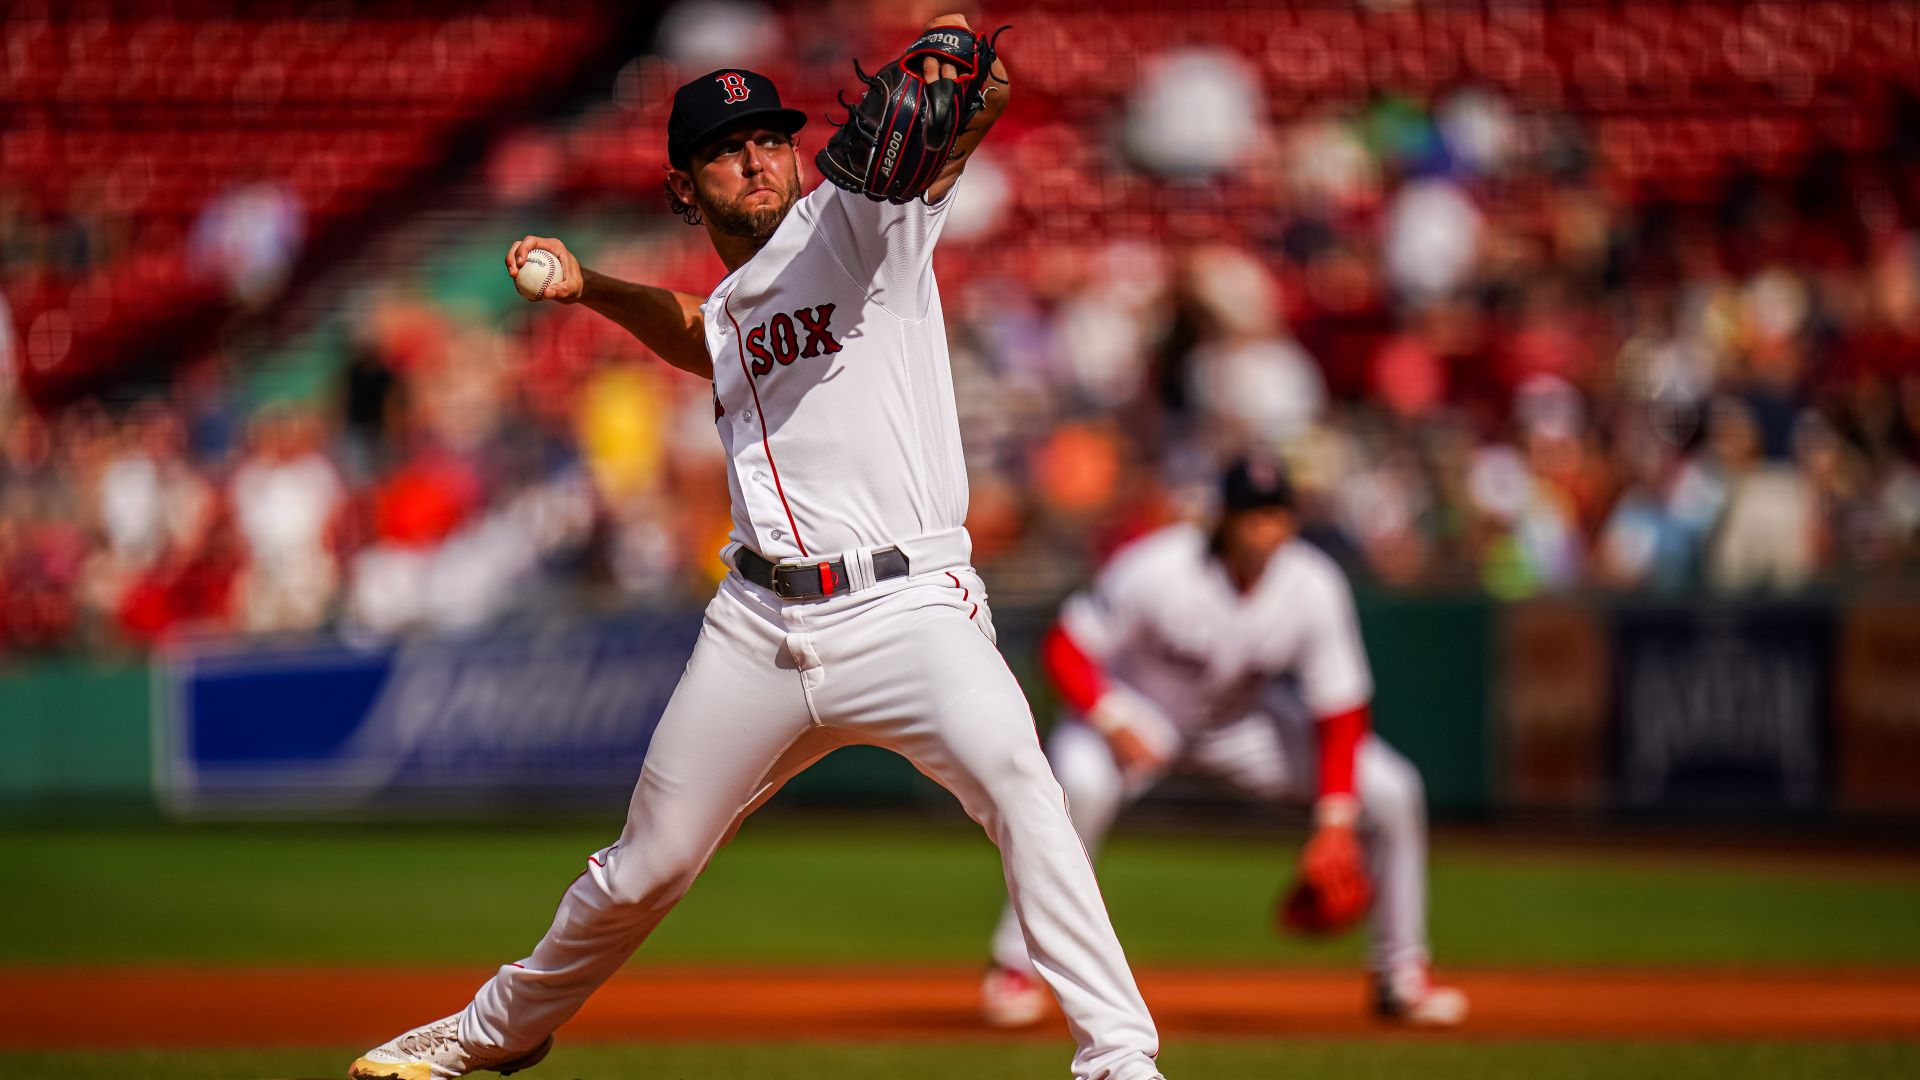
[0,2,608,402]
[558,1,1920,227]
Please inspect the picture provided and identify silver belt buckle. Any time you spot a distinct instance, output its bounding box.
[772,560,819,600]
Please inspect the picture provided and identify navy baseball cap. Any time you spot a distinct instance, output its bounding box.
[667,69,808,170]
[1220,456,1295,514]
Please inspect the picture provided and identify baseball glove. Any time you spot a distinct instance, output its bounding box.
[816,24,1008,204]
[1277,825,1373,936]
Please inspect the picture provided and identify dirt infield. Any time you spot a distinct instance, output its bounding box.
[4,966,1918,1047]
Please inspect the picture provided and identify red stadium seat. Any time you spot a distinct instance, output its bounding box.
[2,3,617,402]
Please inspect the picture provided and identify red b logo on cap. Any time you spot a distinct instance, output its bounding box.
[716,72,751,104]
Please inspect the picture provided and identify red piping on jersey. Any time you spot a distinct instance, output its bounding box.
[945,570,977,620]
[1041,620,1107,714]
[724,291,808,557]
[1316,702,1369,801]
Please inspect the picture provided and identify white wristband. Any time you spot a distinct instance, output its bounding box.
[1314,795,1360,829]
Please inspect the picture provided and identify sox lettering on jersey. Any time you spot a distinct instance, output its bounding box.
[743,303,843,378]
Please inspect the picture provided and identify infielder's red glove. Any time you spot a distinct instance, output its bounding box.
[1278,824,1373,936]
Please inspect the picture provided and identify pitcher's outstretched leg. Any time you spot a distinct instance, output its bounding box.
[873,612,1165,1080]
[353,586,829,1075]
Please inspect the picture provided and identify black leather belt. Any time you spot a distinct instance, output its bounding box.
[735,545,910,600]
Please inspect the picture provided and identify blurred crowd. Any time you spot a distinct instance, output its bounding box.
[942,80,1920,601]
[8,2,1920,654]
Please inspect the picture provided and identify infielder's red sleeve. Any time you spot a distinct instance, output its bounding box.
[1315,703,1370,800]
[1041,621,1108,714]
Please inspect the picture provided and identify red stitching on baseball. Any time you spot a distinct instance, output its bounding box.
[533,251,559,299]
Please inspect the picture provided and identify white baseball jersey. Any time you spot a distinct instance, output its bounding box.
[701,180,968,560]
[1062,523,1373,729]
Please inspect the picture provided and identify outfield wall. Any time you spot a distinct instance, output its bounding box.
[3,592,1917,820]
[0,658,152,810]
[1499,593,1920,819]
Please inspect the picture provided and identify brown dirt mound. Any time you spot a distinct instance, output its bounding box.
[2,966,1916,1048]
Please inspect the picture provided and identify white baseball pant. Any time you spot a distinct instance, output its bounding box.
[457,561,1164,1080]
[991,708,1433,978]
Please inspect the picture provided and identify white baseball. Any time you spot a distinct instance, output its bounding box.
[515,248,562,301]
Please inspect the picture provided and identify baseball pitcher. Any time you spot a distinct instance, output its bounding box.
[982,458,1468,1029]
[348,16,1171,1080]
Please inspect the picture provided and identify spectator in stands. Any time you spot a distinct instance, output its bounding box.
[95,404,211,573]
[189,177,306,310]
[0,410,86,651]
[1183,246,1328,448]
[230,406,345,634]
[655,0,778,71]
[1383,174,1483,307]
[1704,395,1818,590]
[79,403,214,641]
[1125,48,1267,177]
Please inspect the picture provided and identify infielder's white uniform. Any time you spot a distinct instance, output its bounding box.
[989,523,1434,979]
[458,181,1165,1080]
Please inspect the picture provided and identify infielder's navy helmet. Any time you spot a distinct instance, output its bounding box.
[1220,455,1295,514]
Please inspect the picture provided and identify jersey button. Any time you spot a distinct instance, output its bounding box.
[752,471,766,483]
[741,409,753,423]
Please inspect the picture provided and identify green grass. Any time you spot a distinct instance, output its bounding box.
[2,1040,1916,1080]
[2,818,1917,967]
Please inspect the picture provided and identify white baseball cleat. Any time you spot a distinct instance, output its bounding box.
[980,963,1050,1028]
[1372,966,1470,1028]
[348,1013,553,1080]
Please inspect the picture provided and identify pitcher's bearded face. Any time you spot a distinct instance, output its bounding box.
[691,128,804,240]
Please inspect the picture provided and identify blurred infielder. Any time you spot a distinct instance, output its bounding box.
[982,458,1468,1029]
[350,15,1170,1080]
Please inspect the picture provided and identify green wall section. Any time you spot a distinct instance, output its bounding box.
[0,596,1502,816]
[0,660,154,808]
[1356,592,1495,815]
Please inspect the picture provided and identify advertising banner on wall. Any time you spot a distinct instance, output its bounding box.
[156,613,702,815]
[1608,600,1836,815]
[1835,599,1920,814]
[1500,600,1611,811]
